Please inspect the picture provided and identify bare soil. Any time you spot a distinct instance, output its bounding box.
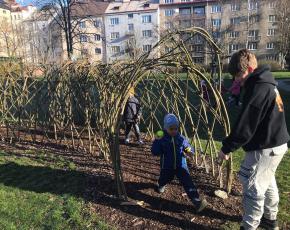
[0,135,243,230]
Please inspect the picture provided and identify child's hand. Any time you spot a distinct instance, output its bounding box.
[183,147,193,156]
[155,130,164,140]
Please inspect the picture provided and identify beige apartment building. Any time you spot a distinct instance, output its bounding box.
[159,0,279,65]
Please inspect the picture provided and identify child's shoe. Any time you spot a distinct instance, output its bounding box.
[138,140,144,145]
[125,139,130,144]
[196,198,208,213]
[158,185,166,193]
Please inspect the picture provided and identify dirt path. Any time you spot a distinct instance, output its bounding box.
[90,139,243,230]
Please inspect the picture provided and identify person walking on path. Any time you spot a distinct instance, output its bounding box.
[151,114,208,213]
[123,88,143,144]
[218,49,289,230]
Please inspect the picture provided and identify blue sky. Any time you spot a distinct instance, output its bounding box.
[17,0,34,6]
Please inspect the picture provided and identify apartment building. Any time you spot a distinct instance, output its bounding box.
[208,0,279,62]
[104,0,159,63]
[0,0,36,59]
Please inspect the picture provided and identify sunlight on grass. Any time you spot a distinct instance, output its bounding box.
[0,150,114,230]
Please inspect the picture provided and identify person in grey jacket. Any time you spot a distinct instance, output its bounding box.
[123,88,143,144]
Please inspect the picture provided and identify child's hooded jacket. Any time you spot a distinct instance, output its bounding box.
[151,131,193,170]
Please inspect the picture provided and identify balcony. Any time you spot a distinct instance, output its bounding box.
[176,13,205,20]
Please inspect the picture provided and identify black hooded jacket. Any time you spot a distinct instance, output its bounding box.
[123,96,141,123]
[222,65,289,154]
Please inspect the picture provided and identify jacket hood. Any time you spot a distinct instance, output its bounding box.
[245,65,277,88]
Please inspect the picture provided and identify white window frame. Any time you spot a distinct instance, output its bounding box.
[248,42,258,50]
[111,46,120,54]
[231,3,240,11]
[266,42,274,49]
[212,19,221,27]
[142,30,152,37]
[211,5,221,13]
[267,29,276,36]
[143,44,152,52]
[110,18,119,25]
[110,32,120,39]
[142,15,152,23]
[165,9,174,16]
[269,15,276,22]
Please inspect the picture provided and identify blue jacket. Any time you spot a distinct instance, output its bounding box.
[151,131,194,170]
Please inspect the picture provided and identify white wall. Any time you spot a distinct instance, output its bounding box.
[104,10,159,63]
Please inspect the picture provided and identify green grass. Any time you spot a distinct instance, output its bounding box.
[0,150,113,230]
[223,71,290,79]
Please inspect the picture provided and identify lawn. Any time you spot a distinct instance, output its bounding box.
[0,150,113,230]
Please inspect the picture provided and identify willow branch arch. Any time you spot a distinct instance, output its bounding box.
[103,27,232,200]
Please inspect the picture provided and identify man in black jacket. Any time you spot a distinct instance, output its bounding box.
[123,88,143,144]
[218,49,289,230]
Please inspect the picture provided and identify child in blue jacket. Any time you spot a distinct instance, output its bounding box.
[151,114,208,212]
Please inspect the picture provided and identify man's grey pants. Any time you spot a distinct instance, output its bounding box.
[239,144,288,230]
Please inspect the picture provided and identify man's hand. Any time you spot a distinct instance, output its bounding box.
[217,150,230,165]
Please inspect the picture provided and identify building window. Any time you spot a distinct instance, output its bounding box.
[269,15,276,22]
[110,18,119,25]
[248,30,259,37]
[165,9,174,16]
[211,5,221,13]
[266,54,276,60]
[143,44,152,52]
[212,19,221,27]
[249,2,258,10]
[231,4,240,11]
[111,46,120,54]
[250,15,260,23]
[212,31,221,39]
[181,0,191,2]
[128,23,134,31]
[81,49,88,55]
[79,21,86,28]
[94,20,101,28]
[229,31,240,38]
[110,32,120,39]
[80,35,88,42]
[193,7,205,15]
[95,34,101,41]
[193,57,204,63]
[3,10,6,14]
[229,44,239,53]
[142,30,152,37]
[165,21,173,29]
[266,42,274,49]
[230,17,240,25]
[128,13,133,19]
[269,2,276,9]
[248,42,258,50]
[95,48,101,54]
[191,45,204,52]
[165,0,173,3]
[180,20,191,28]
[142,15,152,23]
[267,29,276,36]
[179,8,191,15]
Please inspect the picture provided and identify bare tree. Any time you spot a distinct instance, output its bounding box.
[275,0,290,69]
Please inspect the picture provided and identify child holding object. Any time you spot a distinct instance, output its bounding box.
[123,88,143,144]
[151,114,208,212]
